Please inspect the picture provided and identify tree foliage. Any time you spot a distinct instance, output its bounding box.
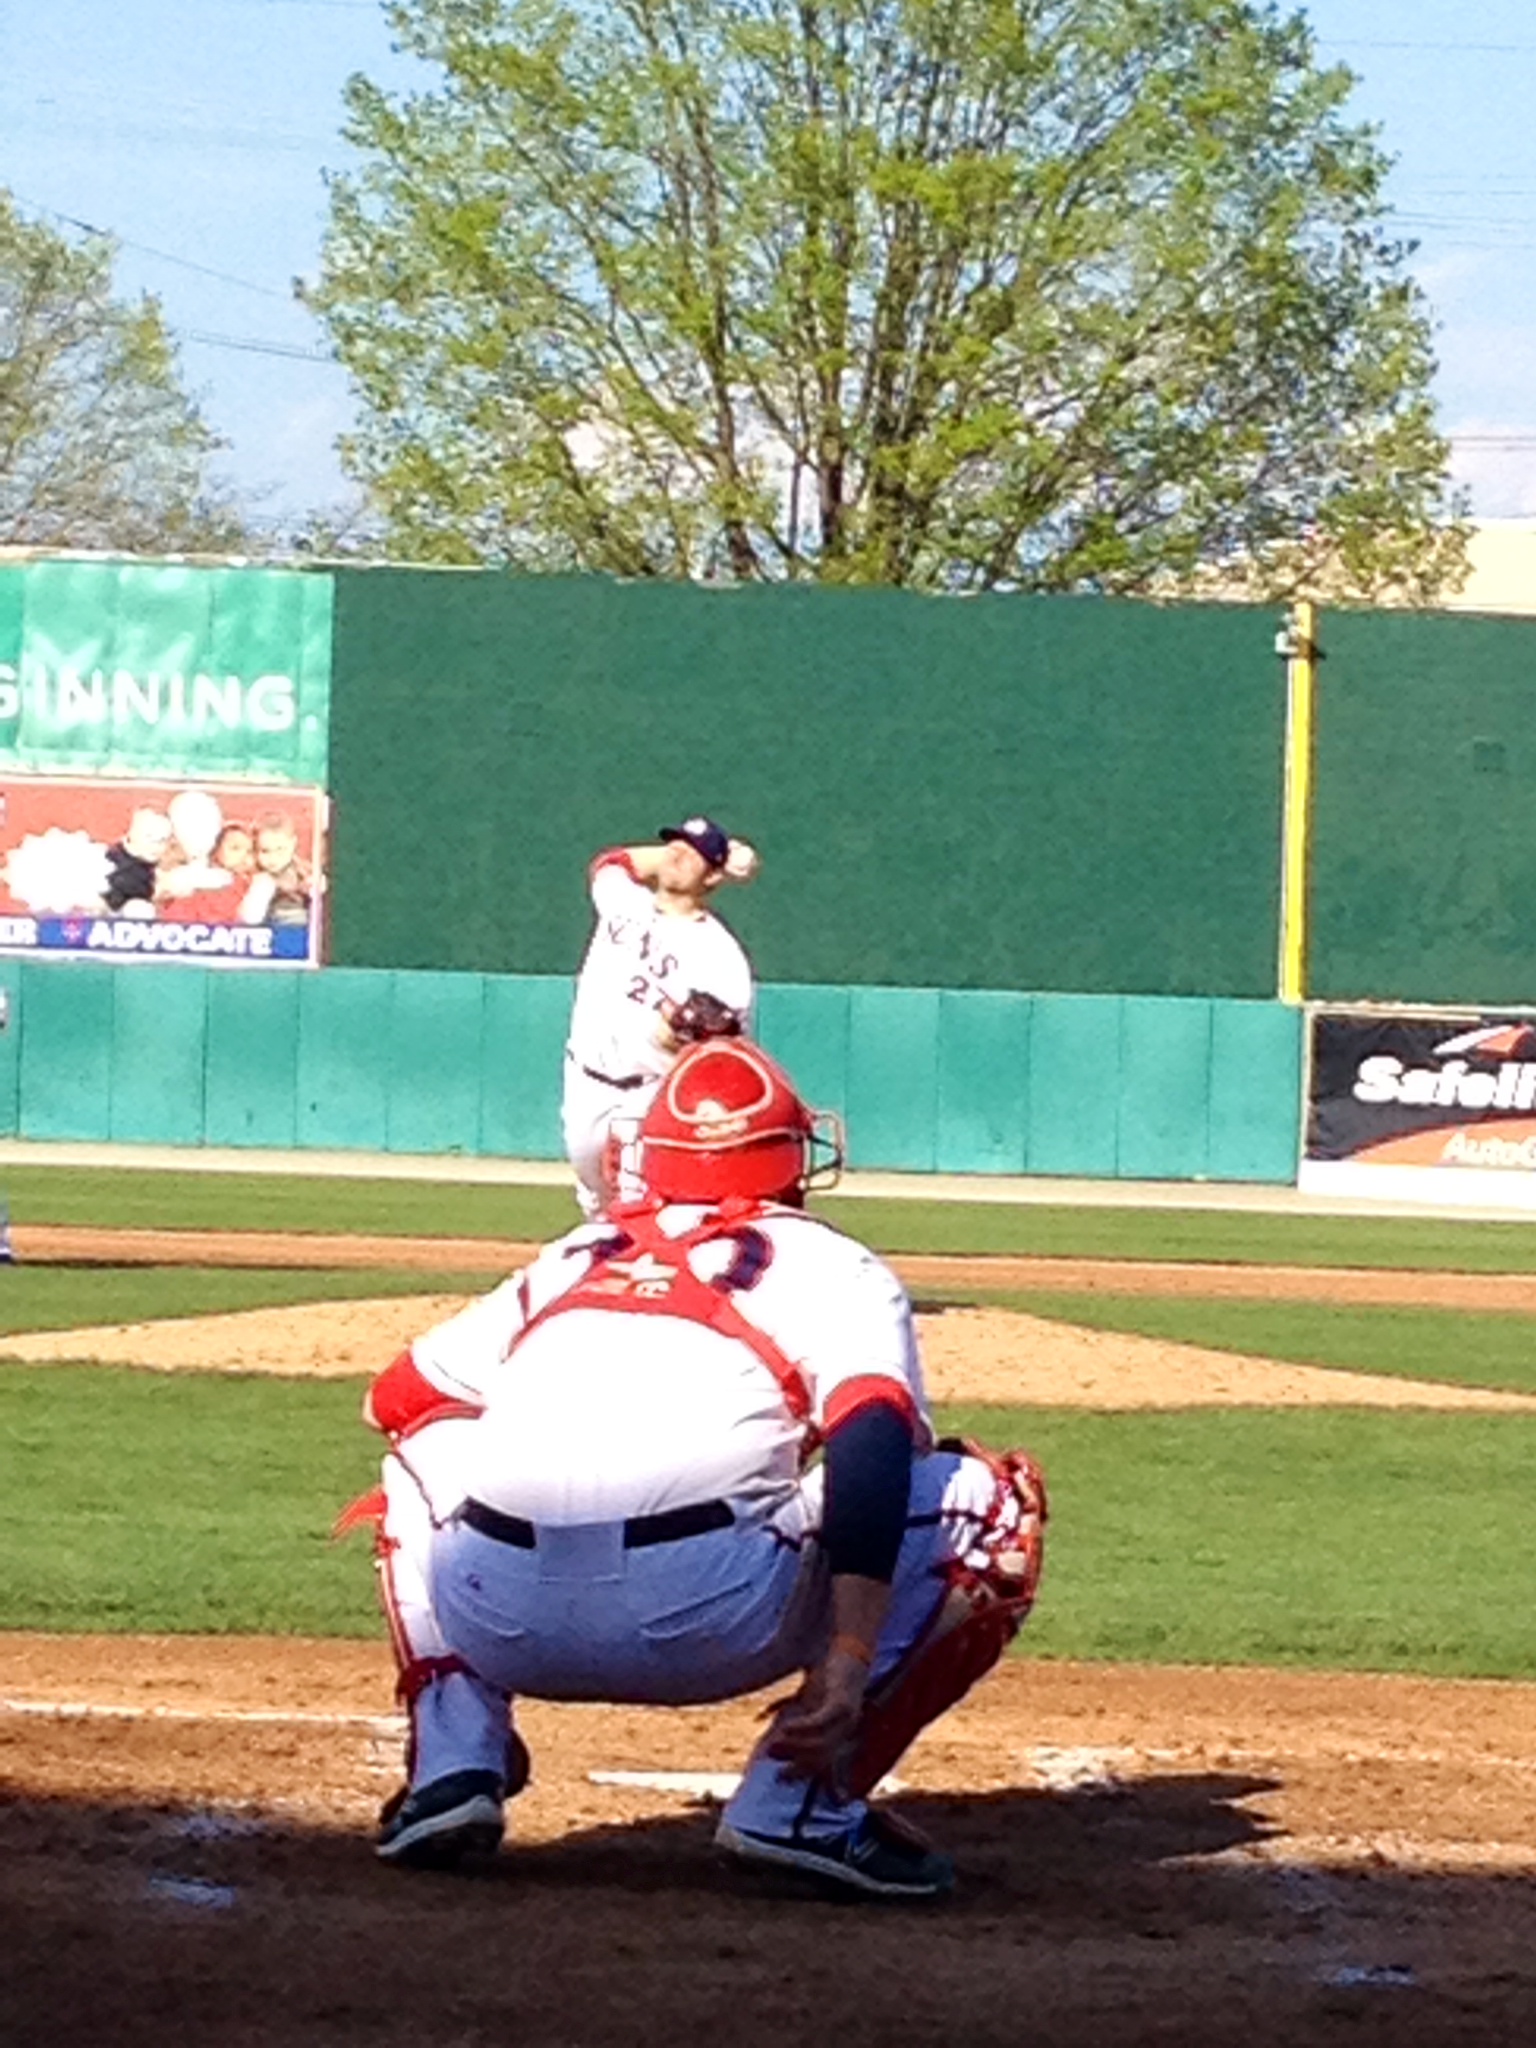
[0,192,247,554]
[310,0,1467,598]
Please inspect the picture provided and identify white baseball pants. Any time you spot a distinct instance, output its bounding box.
[380,1438,1009,1843]
[559,1062,660,1217]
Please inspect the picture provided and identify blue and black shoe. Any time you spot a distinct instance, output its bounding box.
[715,1809,955,1901]
[376,1768,506,1868]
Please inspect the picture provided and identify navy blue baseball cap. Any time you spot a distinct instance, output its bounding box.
[660,814,731,869]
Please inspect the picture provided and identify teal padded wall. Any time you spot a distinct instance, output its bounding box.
[478,976,570,1159]
[0,960,20,1137]
[935,990,1032,1174]
[385,972,486,1157]
[327,574,1286,999]
[19,963,114,1139]
[296,973,393,1151]
[0,967,1301,1183]
[1025,996,1122,1177]
[1207,998,1304,1181]
[109,969,207,1145]
[1309,610,1536,1005]
[204,973,301,1148]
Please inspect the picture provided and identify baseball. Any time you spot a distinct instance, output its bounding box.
[724,839,760,882]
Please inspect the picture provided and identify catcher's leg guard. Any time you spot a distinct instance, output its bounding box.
[842,1439,1047,1802]
[376,1448,516,1792]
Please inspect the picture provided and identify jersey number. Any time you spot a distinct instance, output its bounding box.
[712,1227,772,1294]
[627,955,679,1008]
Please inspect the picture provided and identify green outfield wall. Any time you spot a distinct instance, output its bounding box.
[1308,609,1536,1008]
[0,960,1301,1181]
[16,558,1536,1185]
[326,573,1287,998]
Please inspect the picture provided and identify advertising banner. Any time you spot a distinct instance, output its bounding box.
[0,560,332,784]
[0,559,334,967]
[1300,1007,1536,1209]
[0,776,327,966]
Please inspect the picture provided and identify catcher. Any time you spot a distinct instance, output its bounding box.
[355,1038,1048,1901]
[562,815,758,1216]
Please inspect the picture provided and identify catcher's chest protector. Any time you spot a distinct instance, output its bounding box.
[513,1206,813,1428]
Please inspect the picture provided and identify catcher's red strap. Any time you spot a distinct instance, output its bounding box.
[332,1485,387,1539]
[513,1200,813,1424]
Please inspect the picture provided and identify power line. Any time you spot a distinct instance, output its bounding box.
[1319,39,1536,54]
[11,192,292,300]
[184,329,334,362]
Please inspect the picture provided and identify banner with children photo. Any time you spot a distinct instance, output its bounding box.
[0,777,327,965]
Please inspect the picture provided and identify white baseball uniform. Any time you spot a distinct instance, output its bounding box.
[562,850,755,1216]
[368,1199,1041,1846]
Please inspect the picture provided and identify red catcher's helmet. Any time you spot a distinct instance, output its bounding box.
[637,1040,843,1205]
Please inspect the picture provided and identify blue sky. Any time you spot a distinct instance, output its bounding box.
[2,0,1533,528]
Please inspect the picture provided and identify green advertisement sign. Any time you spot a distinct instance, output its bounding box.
[0,561,333,782]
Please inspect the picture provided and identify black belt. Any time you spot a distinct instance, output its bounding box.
[459,1497,733,1550]
[579,1063,650,1090]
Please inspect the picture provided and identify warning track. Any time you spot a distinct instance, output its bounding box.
[16,1222,1536,1311]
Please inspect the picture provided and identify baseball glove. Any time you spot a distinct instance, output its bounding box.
[665,989,746,1044]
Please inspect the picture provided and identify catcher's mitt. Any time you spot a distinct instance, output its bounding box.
[665,989,745,1044]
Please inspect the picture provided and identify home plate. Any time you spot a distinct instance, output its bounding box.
[587,1770,906,1799]
[589,1770,744,1800]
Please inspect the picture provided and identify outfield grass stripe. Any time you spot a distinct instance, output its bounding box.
[0,1265,487,1336]
[14,1161,1536,1269]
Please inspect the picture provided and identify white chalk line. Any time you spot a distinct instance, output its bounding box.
[11,1702,1536,1782]
[0,1695,404,1735]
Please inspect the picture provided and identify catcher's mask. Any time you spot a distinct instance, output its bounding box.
[638,1040,843,1205]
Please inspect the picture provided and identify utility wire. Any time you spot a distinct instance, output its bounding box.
[1319,40,1536,54]
[11,192,291,300]
[12,193,336,361]
[184,330,334,362]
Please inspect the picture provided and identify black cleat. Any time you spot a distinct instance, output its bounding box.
[376,1769,505,1870]
[715,1809,955,1901]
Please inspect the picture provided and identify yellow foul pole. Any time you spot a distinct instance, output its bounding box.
[1277,599,1317,1004]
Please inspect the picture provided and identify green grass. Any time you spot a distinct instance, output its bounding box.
[4,1364,1534,1678]
[821,1195,1536,1272]
[0,1265,491,1337]
[931,1288,1536,1396]
[1,1165,579,1242]
[10,1160,1536,1270]
[0,1364,378,1634]
[949,1403,1536,1678]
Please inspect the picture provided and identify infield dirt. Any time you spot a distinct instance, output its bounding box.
[4,1292,1534,1410]
[4,1637,1536,2047]
[6,1232,1536,2042]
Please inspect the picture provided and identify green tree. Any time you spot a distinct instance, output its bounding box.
[0,192,247,554]
[310,0,1466,597]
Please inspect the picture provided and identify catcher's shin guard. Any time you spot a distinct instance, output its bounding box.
[842,1440,1047,1801]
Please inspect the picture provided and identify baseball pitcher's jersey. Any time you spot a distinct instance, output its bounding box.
[566,851,753,1084]
[409,1205,933,1525]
